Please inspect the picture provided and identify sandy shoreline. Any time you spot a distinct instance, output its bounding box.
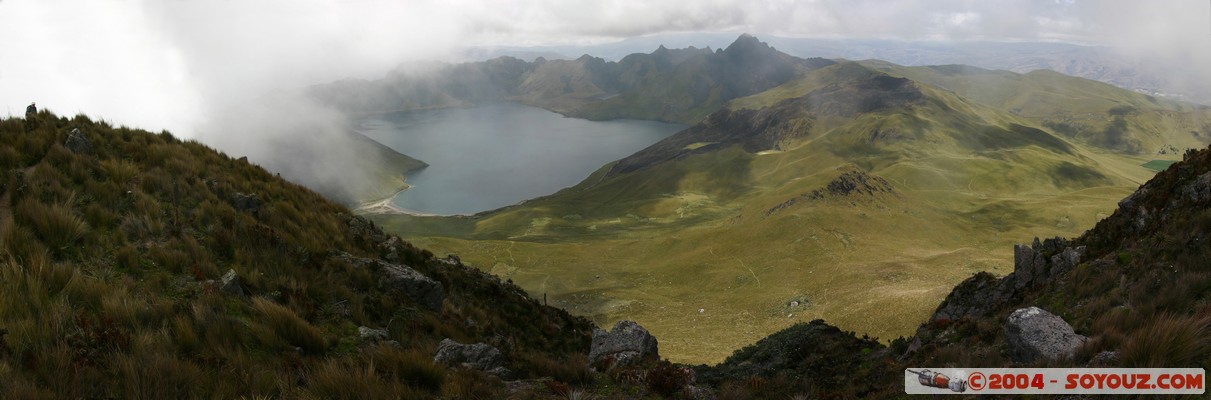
[352,187,463,217]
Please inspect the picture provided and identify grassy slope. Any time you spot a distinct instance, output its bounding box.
[364,62,1211,364]
[857,61,1211,155]
[690,144,1211,399]
[0,112,597,399]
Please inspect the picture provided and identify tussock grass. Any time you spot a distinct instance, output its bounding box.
[1120,312,1211,368]
[14,199,87,253]
[251,297,328,354]
[365,345,446,392]
[305,358,424,400]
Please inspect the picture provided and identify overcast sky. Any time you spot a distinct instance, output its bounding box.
[1,0,1208,137]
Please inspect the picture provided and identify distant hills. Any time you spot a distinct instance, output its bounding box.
[460,32,1211,105]
[309,34,834,125]
[359,35,1211,363]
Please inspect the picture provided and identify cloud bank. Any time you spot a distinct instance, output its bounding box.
[2,0,1207,134]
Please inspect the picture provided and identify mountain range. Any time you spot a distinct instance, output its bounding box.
[462,32,1211,105]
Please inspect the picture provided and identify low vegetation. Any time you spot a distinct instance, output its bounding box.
[0,111,603,398]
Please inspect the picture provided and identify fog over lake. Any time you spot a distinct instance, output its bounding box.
[357,102,684,214]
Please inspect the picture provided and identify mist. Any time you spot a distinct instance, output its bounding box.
[2,0,1209,202]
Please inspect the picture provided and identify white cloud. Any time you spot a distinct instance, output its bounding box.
[1,0,1208,139]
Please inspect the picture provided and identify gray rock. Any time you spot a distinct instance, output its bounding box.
[65,128,93,154]
[336,252,444,311]
[220,269,245,297]
[588,320,660,371]
[1088,351,1120,367]
[358,326,389,342]
[231,192,261,213]
[381,236,403,262]
[1183,172,1211,203]
[346,215,387,244]
[1049,246,1086,276]
[1005,307,1087,363]
[1012,243,1036,289]
[433,339,510,377]
[379,263,444,311]
[1118,187,1148,213]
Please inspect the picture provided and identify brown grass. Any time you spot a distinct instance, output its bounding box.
[13,199,87,254]
[251,297,328,354]
[1120,312,1211,368]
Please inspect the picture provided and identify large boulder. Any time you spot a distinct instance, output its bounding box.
[589,320,659,371]
[379,263,444,311]
[1005,307,1087,363]
[65,128,93,154]
[433,339,510,377]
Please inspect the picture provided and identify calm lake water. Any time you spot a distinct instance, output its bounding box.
[356,103,685,215]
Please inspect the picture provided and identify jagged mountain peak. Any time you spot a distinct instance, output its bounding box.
[722,33,777,56]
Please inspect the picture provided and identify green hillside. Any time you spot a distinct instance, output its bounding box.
[366,59,1211,364]
[688,144,1211,398]
[857,60,1211,155]
[0,112,597,398]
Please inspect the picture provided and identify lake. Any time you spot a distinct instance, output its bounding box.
[356,102,685,215]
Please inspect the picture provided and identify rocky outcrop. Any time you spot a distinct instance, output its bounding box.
[434,339,510,377]
[231,192,262,213]
[379,263,444,311]
[766,169,895,216]
[926,237,1086,326]
[335,252,444,311]
[65,128,93,154]
[1183,171,1211,203]
[1011,237,1086,290]
[1004,307,1087,363]
[589,320,660,371]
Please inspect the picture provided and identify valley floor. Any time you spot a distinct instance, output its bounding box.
[368,177,1142,364]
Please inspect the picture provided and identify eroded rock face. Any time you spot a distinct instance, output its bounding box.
[1012,237,1085,290]
[1005,307,1086,363]
[589,320,659,371]
[433,339,510,377]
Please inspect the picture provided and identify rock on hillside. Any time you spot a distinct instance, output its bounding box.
[589,320,660,371]
[766,169,896,216]
[1004,306,1087,363]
